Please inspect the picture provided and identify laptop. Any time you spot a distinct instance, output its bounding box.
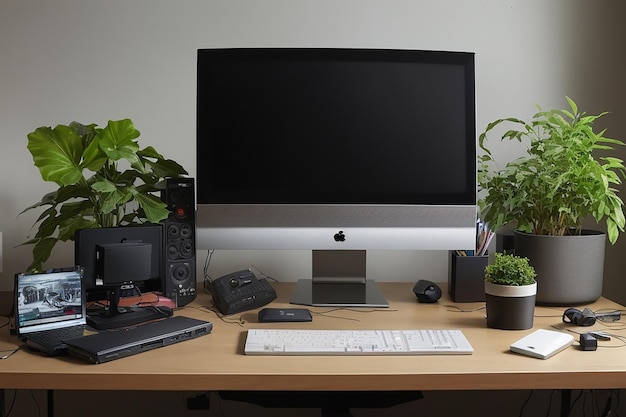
[64,315,213,364]
[14,268,91,356]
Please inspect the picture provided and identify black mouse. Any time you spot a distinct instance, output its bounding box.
[413,280,442,303]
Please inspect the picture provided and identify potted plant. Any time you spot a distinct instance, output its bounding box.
[485,252,537,330]
[20,118,188,272]
[478,97,626,305]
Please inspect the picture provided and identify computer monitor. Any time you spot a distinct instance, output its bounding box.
[195,48,477,307]
[75,225,167,329]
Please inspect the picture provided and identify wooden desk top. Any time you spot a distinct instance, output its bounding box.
[2,282,626,392]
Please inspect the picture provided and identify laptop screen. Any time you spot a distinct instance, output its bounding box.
[15,269,86,334]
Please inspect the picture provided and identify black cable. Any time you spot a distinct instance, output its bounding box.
[601,392,612,417]
[0,317,10,329]
[518,390,534,417]
[546,389,557,417]
[568,389,586,416]
[29,390,40,417]
[4,389,16,417]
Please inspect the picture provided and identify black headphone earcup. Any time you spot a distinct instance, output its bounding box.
[562,307,596,326]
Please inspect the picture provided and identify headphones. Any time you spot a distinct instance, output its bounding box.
[562,307,596,326]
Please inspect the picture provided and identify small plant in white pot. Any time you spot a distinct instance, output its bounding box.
[484,252,537,330]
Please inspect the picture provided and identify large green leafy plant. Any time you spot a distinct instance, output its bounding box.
[21,118,187,271]
[478,97,626,244]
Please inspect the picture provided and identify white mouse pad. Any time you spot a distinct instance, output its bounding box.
[510,329,574,359]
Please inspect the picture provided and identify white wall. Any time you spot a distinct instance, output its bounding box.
[1,1,625,298]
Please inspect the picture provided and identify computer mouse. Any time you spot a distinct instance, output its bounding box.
[413,280,442,303]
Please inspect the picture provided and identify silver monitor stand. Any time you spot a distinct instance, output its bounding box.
[289,250,389,308]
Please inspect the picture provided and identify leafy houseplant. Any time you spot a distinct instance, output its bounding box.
[21,118,187,272]
[478,97,626,305]
[478,97,626,244]
[484,252,537,330]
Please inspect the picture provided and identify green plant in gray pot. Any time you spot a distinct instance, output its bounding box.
[21,118,187,272]
[485,252,537,330]
[478,97,626,305]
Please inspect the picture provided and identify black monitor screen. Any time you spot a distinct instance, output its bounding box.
[197,48,475,206]
[75,225,163,301]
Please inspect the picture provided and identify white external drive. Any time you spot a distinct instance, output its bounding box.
[510,329,574,359]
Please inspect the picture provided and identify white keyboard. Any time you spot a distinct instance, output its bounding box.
[244,329,473,355]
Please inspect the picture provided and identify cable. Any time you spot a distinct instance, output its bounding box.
[600,391,612,417]
[203,250,216,296]
[545,389,558,417]
[5,389,17,417]
[28,390,41,417]
[444,304,486,313]
[191,304,246,327]
[1,347,20,360]
[249,264,279,283]
[518,390,533,417]
[567,389,587,417]
[203,249,215,284]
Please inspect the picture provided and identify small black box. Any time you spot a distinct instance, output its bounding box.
[448,251,488,302]
[580,333,598,351]
[95,242,152,284]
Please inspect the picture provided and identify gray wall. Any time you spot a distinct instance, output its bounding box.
[2,2,626,416]
[1,0,625,303]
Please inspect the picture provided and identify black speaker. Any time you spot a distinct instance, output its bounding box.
[161,177,197,307]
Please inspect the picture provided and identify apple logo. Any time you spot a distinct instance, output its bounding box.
[334,230,346,242]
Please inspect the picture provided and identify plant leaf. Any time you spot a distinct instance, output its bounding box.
[134,192,169,223]
[98,119,142,168]
[27,125,84,185]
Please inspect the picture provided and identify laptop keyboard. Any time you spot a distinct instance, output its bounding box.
[26,325,86,345]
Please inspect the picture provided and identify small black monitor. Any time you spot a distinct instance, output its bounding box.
[75,225,168,329]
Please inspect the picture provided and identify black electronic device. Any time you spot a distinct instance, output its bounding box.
[258,308,312,323]
[210,269,277,315]
[95,242,151,283]
[161,177,197,307]
[413,280,442,303]
[75,225,169,330]
[562,307,596,326]
[580,333,598,351]
[64,316,213,364]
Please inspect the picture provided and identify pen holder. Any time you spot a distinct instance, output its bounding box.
[448,251,488,302]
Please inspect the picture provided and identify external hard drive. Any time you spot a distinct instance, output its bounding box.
[510,329,574,359]
[258,308,313,323]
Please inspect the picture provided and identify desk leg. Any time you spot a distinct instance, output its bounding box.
[47,389,53,417]
[560,389,571,417]
[1,389,5,417]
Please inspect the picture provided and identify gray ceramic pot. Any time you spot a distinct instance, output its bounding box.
[513,230,605,305]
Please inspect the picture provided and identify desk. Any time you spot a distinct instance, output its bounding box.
[1,282,626,394]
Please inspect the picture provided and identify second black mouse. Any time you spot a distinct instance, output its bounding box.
[413,280,442,303]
